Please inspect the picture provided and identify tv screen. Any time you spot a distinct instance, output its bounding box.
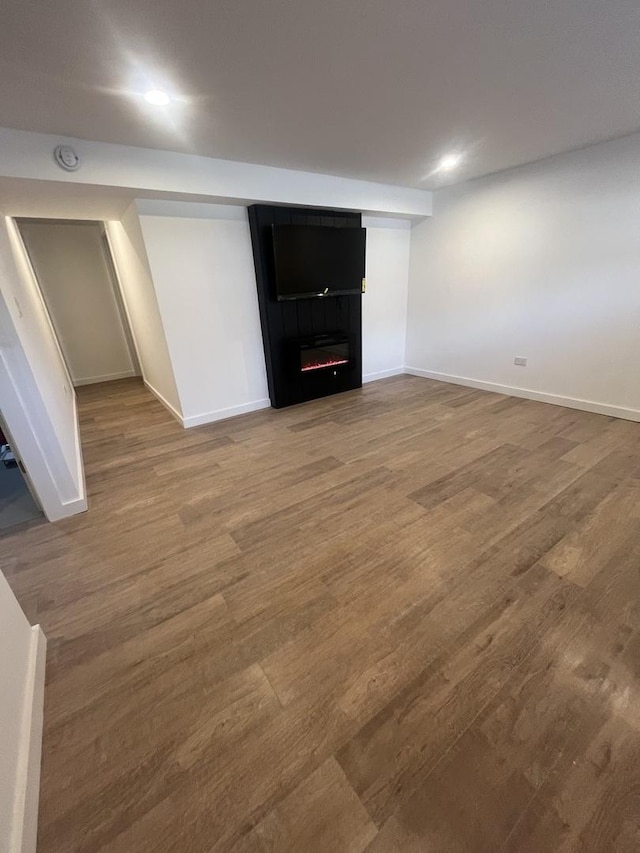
[272,224,366,300]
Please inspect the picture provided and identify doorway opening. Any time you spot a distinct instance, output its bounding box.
[0,409,42,532]
[15,218,140,388]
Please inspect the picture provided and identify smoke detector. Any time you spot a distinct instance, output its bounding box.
[54,144,80,172]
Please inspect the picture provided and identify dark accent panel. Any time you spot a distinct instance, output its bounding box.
[248,205,363,408]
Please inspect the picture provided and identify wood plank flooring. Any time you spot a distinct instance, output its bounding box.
[2,375,640,852]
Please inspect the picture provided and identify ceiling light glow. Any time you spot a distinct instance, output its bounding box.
[144,89,171,106]
[437,153,462,172]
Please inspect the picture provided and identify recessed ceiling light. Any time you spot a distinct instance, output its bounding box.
[437,153,462,172]
[144,89,171,106]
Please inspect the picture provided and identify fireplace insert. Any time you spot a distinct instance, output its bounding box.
[296,334,350,374]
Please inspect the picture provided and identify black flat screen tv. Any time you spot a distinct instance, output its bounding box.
[272,224,366,300]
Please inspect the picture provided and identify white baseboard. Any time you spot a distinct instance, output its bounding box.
[73,369,138,386]
[144,381,269,429]
[363,367,405,384]
[11,625,46,853]
[143,381,183,425]
[404,367,640,423]
[183,398,271,428]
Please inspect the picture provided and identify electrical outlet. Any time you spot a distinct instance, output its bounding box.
[514,356,527,367]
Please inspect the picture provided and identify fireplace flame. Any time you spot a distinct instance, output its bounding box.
[301,358,349,372]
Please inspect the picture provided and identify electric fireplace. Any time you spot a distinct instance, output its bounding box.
[297,334,350,374]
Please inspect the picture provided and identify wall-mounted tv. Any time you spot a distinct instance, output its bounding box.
[272,224,366,300]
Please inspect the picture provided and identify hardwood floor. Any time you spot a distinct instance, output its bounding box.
[2,375,640,852]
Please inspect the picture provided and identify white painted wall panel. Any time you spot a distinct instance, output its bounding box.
[0,570,46,853]
[362,218,411,381]
[106,204,182,417]
[138,211,269,425]
[406,133,640,418]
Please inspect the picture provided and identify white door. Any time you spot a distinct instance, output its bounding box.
[17,220,139,386]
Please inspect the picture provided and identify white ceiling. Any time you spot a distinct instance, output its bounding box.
[1,0,639,189]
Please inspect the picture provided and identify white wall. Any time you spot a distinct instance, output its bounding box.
[106,204,182,418]
[0,216,85,518]
[18,221,137,385]
[362,217,411,382]
[138,205,269,426]
[0,570,46,853]
[405,132,640,420]
[136,203,413,425]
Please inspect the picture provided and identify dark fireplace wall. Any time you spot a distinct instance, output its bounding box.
[248,204,363,408]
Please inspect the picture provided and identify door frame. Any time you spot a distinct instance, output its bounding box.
[0,406,42,512]
[0,351,60,520]
[14,218,140,385]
